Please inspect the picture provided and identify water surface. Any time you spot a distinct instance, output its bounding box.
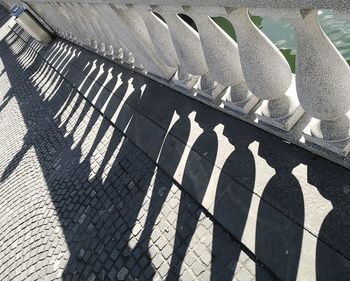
[213,10,350,73]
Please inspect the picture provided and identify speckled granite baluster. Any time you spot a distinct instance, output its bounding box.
[291,10,350,155]
[227,8,303,130]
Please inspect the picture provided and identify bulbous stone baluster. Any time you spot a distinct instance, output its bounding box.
[46,3,83,43]
[227,8,304,131]
[290,10,350,155]
[96,4,176,80]
[57,3,97,48]
[79,4,115,56]
[156,6,224,97]
[116,4,178,78]
[187,7,259,113]
[157,9,206,74]
[68,3,105,52]
[91,4,134,64]
[132,5,180,73]
[81,4,124,59]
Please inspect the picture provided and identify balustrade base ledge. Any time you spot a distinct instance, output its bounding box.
[257,105,305,131]
[172,70,198,90]
[194,85,226,101]
[255,77,304,131]
[223,93,261,115]
[194,79,227,101]
[304,131,350,157]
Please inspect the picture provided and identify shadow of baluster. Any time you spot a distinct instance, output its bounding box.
[129,105,193,268]
[166,110,219,280]
[256,138,304,281]
[307,158,350,281]
[210,123,256,280]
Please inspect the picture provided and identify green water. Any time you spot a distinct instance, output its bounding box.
[212,10,350,73]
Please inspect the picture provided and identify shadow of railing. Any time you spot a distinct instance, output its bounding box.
[1,23,350,280]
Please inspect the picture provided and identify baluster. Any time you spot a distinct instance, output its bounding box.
[42,3,79,42]
[156,6,224,97]
[81,4,125,60]
[91,5,140,67]
[80,3,126,59]
[60,3,99,50]
[102,4,176,80]
[131,5,180,73]
[77,3,113,56]
[290,10,350,155]
[52,3,82,42]
[56,3,86,43]
[53,3,92,47]
[187,7,259,113]
[67,3,104,51]
[89,4,135,63]
[91,4,173,79]
[227,8,304,131]
[78,3,119,57]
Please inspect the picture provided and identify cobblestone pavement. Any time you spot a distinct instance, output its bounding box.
[0,17,276,281]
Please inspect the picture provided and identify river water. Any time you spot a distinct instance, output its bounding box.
[213,10,350,73]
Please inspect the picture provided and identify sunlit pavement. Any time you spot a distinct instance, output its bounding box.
[1,9,350,281]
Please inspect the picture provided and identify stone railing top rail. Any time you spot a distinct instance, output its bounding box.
[13,0,350,10]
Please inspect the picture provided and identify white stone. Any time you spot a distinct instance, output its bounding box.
[290,10,350,155]
[157,8,208,75]
[227,8,303,131]
[132,5,180,69]
[188,7,259,108]
[97,4,176,79]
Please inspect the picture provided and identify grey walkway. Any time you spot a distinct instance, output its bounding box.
[2,11,350,281]
[0,16,275,281]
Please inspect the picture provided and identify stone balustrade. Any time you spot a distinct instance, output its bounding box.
[8,0,350,165]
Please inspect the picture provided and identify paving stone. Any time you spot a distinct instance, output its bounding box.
[192,260,206,276]
[156,237,167,251]
[180,270,193,281]
[87,272,96,281]
[98,269,106,280]
[162,244,173,260]
[111,248,119,260]
[117,267,128,281]
[152,253,164,269]
[235,268,253,281]
[143,265,155,280]
[108,267,118,280]
[158,261,169,278]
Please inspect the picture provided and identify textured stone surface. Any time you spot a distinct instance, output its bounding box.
[157,9,208,76]
[227,8,303,131]
[4,15,350,281]
[14,1,350,167]
[16,0,350,10]
[0,18,274,281]
[291,10,350,154]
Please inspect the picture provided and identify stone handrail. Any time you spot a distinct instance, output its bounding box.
[16,0,350,9]
[8,0,350,164]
